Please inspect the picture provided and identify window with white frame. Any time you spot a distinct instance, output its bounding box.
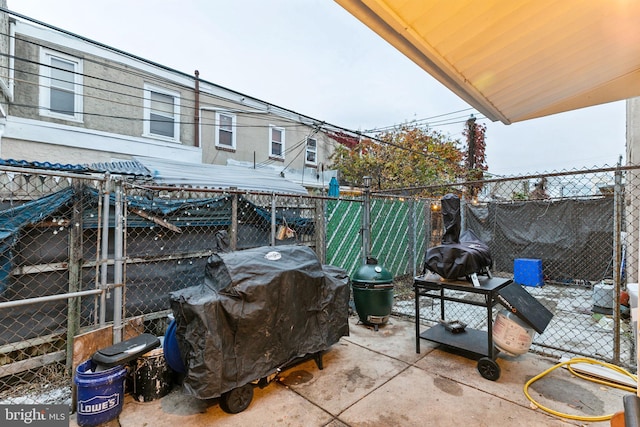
[39,48,83,121]
[270,125,285,159]
[306,137,317,165]
[215,111,236,149]
[143,84,180,141]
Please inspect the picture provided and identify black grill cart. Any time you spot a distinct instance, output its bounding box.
[414,273,552,381]
[414,274,511,380]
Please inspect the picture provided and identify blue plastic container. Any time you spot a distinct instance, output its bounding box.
[163,319,186,374]
[514,258,544,287]
[75,359,127,427]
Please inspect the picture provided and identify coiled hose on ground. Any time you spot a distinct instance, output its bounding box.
[524,357,637,422]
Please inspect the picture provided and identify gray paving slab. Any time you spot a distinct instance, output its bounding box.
[280,339,409,416]
[68,314,633,426]
[72,379,335,427]
[337,365,577,427]
[344,316,438,362]
[413,334,629,426]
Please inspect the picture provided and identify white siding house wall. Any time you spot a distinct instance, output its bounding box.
[627,97,640,283]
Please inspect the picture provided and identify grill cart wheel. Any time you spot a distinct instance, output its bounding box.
[477,357,500,381]
[220,383,254,414]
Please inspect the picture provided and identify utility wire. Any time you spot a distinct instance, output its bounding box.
[10,28,485,135]
[3,70,312,130]
[255,133,312,168]
[0,11,351,136]
[8,63,470,165]
[0,62,307,128]
[364,113,487,133]
[1,20,476,166]
[364,107,475,133]
[280,129,319,173]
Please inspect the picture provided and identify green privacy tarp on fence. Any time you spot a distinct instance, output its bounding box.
[371,198,430,278]
[326,199,362,277]
[326,197,430,279]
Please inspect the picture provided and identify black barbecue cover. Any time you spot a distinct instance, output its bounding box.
[441,193,461,244]
[424,194,492,279]
[424,229,492,279]
[169,244,350,399]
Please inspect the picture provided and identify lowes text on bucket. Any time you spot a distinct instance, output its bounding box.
[78,393,120,414]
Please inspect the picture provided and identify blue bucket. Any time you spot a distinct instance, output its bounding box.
[75,359,127,427]
[163,319,186,374]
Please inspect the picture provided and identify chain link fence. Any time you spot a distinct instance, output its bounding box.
[0,174,328,406]
[407,165,640,371]
[120,186,323,334]
[326,196,431,280]
[1,163,639,407]
[0,169,107,405]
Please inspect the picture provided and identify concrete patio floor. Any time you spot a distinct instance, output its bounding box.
[70,315,631,427]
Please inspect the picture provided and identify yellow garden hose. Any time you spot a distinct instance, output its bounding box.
[523,357,637,422]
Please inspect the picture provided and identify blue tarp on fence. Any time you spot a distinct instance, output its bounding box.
[0,187,75,293]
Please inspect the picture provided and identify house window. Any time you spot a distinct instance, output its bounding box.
[270,125,285,159]
[39,49,83,121]
[306,137,317,165]
[143,84,180,141]
[215,112,236,149]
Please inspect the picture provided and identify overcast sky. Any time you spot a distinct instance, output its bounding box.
[11,0,627,176]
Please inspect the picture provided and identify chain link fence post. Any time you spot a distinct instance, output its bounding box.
[113,178,124,344]
[271,194,276,246]
[98,177,110,328]
[315,197,326,263]
[65,179,83,373]
[613,163,623,363]
[408,197,416,276]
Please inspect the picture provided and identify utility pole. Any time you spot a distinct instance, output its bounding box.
[466,114,476,172]
[465,114,477,199]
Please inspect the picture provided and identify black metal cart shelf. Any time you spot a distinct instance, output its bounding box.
[413,274,513,380]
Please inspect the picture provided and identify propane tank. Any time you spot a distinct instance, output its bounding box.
[492,309,535,356]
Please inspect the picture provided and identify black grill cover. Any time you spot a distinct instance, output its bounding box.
[441,193,461,244]
[169,244,350,399]
[424,229,492,279]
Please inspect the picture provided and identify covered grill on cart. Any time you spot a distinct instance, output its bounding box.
[424,193,492,282]
[168,244,349,412]
[416,194,553,381]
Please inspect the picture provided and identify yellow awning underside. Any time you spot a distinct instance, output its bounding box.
[335,0,640,124]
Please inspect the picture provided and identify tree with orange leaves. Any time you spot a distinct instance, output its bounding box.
[329,124,465,195]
